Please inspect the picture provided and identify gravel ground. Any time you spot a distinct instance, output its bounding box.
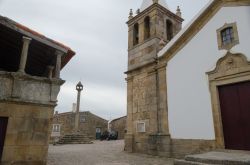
[47,140,173,165]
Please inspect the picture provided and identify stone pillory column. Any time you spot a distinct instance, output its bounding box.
[75,81,83,132]
[18,36,32,73]
[55,50,64,79]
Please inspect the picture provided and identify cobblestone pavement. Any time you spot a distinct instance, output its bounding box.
[48,140,173,165]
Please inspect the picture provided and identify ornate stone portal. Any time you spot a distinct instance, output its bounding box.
[207,52,250,149]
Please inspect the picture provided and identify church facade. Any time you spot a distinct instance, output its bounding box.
[125,0,250,158]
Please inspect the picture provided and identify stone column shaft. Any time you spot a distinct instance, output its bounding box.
[47,66,54,79]
[18,36,32,73]
[55,51,64,79]
[75,90,81,132]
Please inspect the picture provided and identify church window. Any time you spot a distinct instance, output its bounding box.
[144,16,150,40]
[221,27,234,45]
[133,23,139,46]
[166,20,173,41]
[217,22,239,50]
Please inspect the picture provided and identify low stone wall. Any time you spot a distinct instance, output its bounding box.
[125,133,216,159]
[170,139,216,158]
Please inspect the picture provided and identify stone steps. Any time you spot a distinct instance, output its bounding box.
[57,133,93,144]
[174,159,211,165]
[174,150,250,165]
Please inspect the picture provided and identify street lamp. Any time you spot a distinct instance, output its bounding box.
[75,81,83,133]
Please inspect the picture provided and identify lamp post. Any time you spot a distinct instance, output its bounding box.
[75,81,83,133]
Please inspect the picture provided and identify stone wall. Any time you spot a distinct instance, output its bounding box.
[125,2,183,155]
[0,71,62,164]
[0,103,54,165]
[110,116,127,139]
[170,139,216,158]
[52,111,108,139]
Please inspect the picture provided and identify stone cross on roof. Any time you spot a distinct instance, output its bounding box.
[140,0,169,11]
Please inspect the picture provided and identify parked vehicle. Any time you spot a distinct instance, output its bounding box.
[100,130,118,141]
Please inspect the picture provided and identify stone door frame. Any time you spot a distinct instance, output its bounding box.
[0,117,8,161]
[207,52,250,148]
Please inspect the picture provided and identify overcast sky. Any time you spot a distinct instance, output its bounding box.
[0,0,209,120]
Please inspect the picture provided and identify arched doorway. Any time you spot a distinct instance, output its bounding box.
[207,52,250,150]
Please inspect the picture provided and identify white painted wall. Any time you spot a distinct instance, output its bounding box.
[167,6,250,139]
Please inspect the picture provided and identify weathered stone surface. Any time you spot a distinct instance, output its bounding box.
[110,116,127,139]
[51,111,108,140]
[125,1,183,157]
[0,71,62,164]
[171,139,216,158]
[0,72,64,105]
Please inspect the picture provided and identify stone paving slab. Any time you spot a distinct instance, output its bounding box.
[186,151,250,164]
[186,151,250,161]
[48,140,173,165]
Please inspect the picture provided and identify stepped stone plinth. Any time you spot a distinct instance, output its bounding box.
[57,133,93,144]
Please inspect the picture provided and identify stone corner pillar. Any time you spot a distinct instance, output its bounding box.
[156,63,169,135]
[124,133,134,152]
[124,76,134,152]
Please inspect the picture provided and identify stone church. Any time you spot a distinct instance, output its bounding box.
[125,0,250,158]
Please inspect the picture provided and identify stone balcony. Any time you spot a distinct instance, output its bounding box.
[0,71,64,106]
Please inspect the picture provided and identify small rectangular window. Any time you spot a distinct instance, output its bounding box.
[52,124,60,132]
[137,122,145,133]
[217,22,239,50]
[80,115,86,123]
[221,27,234,45]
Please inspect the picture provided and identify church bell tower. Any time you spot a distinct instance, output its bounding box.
[125,0,183,155]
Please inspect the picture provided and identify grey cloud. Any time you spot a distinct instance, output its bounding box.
[0,0,209,120]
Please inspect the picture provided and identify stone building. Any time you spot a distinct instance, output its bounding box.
[109,116,127,139]
[0,16,75,164]
[51,111,108,140]
[125,0,250,158]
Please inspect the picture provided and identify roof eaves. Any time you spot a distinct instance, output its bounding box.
[0,15,76,68]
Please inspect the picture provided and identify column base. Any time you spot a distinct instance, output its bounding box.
[124,133,134,152]
[148,134,171,157]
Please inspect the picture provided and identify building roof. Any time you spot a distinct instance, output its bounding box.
[0,15,75,69]
[158,0,250,61]
[54,111,109,122]
[141,0,169,11]
[110,116,127,123]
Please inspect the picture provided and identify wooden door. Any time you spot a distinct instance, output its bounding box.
[0,117,8,160]
[96,127,101,140]
[218,81,250,150]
